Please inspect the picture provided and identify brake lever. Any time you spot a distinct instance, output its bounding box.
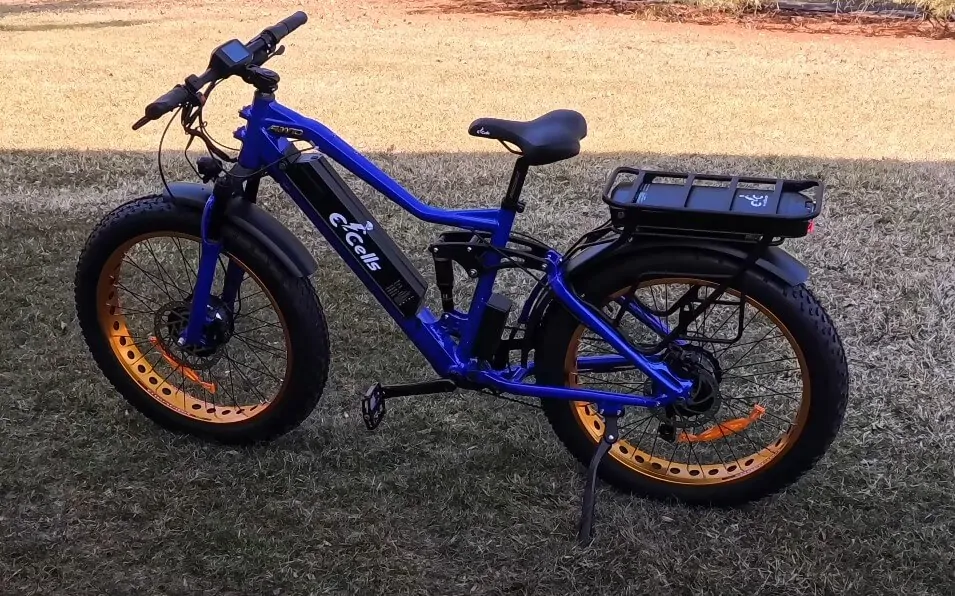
[180,93,206,127]
[252,43,286,68]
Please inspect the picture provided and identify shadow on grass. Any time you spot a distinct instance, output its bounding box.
[0,18,151,32]
[0,148,953,595]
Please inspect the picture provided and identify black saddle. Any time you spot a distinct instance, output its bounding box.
[468,109,587,166]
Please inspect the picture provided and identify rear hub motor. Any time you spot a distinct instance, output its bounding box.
[653,345,723,428]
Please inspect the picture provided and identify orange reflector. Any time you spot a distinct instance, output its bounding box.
[677,404,765,443]
[148,336,217,394]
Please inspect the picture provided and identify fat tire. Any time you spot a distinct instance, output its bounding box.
[74,195,330,445]
[534,249,849,506]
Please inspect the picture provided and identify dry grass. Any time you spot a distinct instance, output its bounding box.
[1,1,954,594]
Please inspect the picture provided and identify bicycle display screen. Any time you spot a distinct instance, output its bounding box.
[220,40,251,64]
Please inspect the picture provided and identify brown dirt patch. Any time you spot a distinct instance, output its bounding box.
[401,0,955,39]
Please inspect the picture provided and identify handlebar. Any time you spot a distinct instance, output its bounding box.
[258,11,308,50]
[132,11,308,130]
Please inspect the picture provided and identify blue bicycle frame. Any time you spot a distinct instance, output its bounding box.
[181,90,695,412]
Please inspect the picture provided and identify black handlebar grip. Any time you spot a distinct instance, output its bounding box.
[262,11,308,45]
[144,85,191,119]
[280,10,308,33]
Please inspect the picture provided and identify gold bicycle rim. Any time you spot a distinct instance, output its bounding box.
[96,232,291,423]
[566,278,810,485]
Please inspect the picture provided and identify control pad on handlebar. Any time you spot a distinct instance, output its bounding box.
[131,11,308,130]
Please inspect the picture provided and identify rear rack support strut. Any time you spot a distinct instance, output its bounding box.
[642,233,773,353]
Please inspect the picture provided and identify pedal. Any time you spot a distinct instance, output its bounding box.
[361,383,386,431]
[360,379,457,431]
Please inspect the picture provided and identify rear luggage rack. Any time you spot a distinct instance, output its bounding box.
[601,167,823,241]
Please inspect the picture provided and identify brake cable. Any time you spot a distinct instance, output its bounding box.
[180,92,236,164]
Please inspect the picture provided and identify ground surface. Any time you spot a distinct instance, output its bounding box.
[1,1,954,594]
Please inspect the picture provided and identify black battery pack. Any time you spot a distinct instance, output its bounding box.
[473,292,513,362]
[281,152,429,319]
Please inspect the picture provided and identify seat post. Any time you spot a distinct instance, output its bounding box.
[502,157,529,213]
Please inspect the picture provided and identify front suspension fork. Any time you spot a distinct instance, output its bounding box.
[179,174,242,347]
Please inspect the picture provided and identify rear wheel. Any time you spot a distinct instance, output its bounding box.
[75,195,330,444]
[534,249,849,506]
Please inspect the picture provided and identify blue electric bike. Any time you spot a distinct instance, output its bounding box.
[74,12,849,543]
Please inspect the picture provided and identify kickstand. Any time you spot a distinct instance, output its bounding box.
[577,412,620,546]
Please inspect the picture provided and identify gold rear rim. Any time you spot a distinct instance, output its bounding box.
[96,232,291,424]
[566,278,811,486]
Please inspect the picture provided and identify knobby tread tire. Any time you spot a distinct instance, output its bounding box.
[534,249,849,506]
[74,195,330,444]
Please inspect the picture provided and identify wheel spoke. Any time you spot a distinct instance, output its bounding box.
[115,334,154,349]
[127,339,158,365]
[232,312,282,329]
[226,337,286,384]
[663,432,680,477]
[222,350,272,405]
[206,367,240,410]
[713,416,745,468]
[576,373,645,393]
[234,321,283,335]
[176,365,192,413]
[727,367,802,379]
[221,347,284,385]
[706,426,734,473]
[121,256,179,302]
[718,326,780,372]
[236,286,266,304]
[713,330,783,362]
[620,413,655,445]
[115,282,159,312]
[722,356,796,372]
[679,412,707,476]
[172,236,198,288]
[229,332,286,359]
[234,302,273,319]
[117,306,160,317]
[647,419,661,463]
[143,238,190,298]
[618,412,655,434]
[722,372,800,402]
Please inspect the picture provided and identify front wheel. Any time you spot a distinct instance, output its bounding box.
[74,195,330,444]
[534,249,849,506]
